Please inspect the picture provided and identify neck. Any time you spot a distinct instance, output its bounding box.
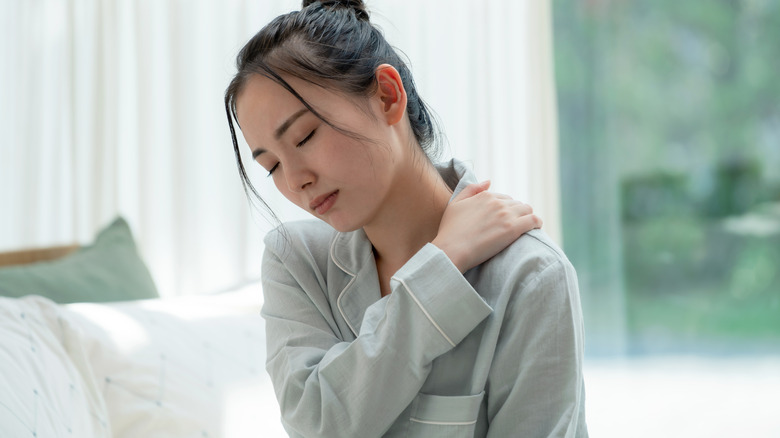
[363,159,452,269]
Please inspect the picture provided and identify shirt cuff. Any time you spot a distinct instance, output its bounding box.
[390,243,493,347]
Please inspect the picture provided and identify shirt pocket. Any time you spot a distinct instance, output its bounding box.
[405,391,484,438]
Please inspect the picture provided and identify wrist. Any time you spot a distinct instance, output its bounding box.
[430,239,466,273]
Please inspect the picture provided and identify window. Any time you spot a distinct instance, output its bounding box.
[554,0,780,357]
[554,3,780,435]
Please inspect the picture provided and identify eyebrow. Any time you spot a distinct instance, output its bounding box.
[252,108,309,159]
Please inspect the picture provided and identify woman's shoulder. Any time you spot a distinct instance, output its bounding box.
[511,229,571,267]
[473,229,577,294]
[263,219,339,259]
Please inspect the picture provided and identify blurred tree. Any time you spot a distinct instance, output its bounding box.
[553,0,780,355]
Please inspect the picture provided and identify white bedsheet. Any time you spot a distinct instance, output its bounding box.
[0,283,286,438]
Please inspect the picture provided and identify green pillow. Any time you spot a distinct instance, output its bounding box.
[0,217,159,303]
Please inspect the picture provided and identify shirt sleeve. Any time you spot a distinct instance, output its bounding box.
[486,259,588,438]
[261,240,493,438]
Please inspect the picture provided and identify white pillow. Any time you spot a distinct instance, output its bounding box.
[0,296,109,438]
[64,284,285,438]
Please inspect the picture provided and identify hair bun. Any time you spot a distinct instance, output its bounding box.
[302,0,370,21]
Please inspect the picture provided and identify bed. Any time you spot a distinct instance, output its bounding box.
[0,218,285,437]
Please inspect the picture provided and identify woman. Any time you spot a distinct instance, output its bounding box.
[225,1,587,437]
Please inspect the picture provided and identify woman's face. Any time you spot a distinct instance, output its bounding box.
[235,73,407,232]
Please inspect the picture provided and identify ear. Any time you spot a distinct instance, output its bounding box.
[374,64,407,126]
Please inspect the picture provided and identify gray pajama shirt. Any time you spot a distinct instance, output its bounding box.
[261,159,588,437]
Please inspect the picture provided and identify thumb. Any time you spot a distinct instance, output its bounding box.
[452,180,490,202]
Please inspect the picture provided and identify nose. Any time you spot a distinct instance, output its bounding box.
[284,161,315,192]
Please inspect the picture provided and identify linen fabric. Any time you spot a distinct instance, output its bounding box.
[0,296,110,438]
[63,286,280,437]
[0,284,283,438]
[261,159,588,437]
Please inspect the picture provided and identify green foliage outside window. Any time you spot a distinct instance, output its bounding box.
[553,0,780,355]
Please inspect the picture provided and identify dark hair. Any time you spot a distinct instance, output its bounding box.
[224,0,439,220]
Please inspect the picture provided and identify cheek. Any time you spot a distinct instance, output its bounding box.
[330,137,388,177]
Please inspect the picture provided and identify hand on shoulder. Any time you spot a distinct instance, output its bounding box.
[432,181,542,273]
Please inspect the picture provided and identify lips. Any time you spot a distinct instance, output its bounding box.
[309,190,339,215]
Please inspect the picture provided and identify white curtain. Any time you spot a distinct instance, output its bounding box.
[0,0,560,296]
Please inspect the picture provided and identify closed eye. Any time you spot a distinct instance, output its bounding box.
[297,129,316,147]
[267,129,315,176]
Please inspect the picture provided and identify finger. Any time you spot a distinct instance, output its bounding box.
[452,180,491,202]
[507,200,533,216]
[514,213,543,232]
[495,198,532,215]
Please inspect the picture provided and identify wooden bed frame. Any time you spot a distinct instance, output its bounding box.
[0,245,80,268]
